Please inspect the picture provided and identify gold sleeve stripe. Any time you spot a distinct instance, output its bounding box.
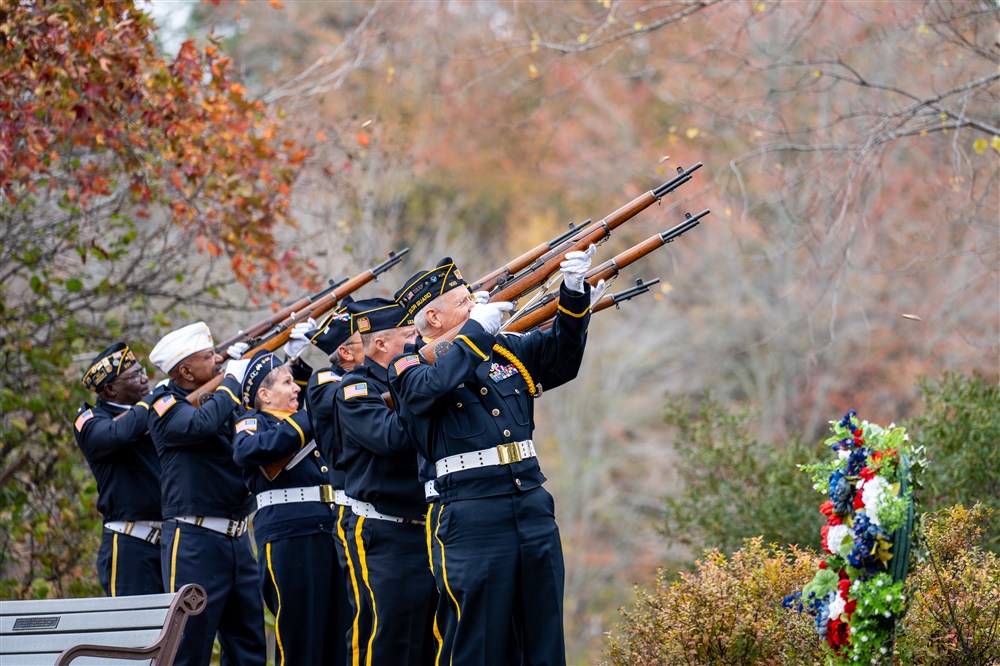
[557,303,589,318]
[218,385,241,404]
[455,335,489,360]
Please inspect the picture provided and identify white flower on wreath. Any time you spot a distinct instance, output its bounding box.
[827,592,846,621]
[862,475,892,526]
[826,524,853,555]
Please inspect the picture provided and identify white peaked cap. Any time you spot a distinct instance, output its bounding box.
[149,322,215,373]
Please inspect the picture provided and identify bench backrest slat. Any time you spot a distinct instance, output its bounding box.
[0,607,170,636]
[0,584,206,666]
[0,592,175,616]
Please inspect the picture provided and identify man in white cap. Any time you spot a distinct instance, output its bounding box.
[147,322,264,666]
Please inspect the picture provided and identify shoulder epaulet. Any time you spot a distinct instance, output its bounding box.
[392,354,421,376]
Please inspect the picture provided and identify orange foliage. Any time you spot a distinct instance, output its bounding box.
[0,0,312,295]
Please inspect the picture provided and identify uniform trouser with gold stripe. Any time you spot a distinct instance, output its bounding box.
[340,509,437,666]
[435,487,566,666]
[97,529,163,597]
[161,520,266,666]
[259,533,340,666]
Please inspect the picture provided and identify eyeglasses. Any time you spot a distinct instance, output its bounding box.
[114,367,147,384]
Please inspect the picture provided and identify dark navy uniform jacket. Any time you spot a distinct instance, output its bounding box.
[147,376,252,520]
[305,365,347,489]
[337,358,425,521]
[388,283,590,503]
[73,398,162,522]
[232,408,336,546]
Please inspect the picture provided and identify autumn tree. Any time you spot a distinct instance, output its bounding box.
[0,0,310,597]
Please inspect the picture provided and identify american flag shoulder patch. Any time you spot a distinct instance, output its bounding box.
[235,418,258,434]
[153,394,177,416]
[74,409,94,431]
[393,354,420,375]
[317,370,341,385]
[343,383,368,400]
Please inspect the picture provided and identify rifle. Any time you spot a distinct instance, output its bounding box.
[471,219,590,292]
[500,210,709,334]
[186,248,410,406]
[487,163,702,305]
[213,276,348,358]
[534,278,661,332]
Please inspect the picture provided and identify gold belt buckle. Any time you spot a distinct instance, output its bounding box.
[320,484,335,504]
[496,442,522,465]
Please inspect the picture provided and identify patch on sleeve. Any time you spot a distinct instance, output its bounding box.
[153,394,177,416]
[74,409,94,431]
[343,383,369,400]
[393,354,420,375]
[235,418,258,434]
[317,370,341,385]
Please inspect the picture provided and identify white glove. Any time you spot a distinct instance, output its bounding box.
[560,244,596,294]
[226,341,250,360]
[590,279,606,307]
[469,301,514,335]
[282,318,317,360]
[473,290,490,305]
[225,359,251,383]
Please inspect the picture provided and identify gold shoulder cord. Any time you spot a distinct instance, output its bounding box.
[491,344,536,396]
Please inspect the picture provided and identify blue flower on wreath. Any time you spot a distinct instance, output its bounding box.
[848,512,885,571]
[829,469,853,513]
[846,447,869,476]
[838,409,857,429]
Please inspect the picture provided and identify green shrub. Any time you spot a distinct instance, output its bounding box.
[907,373,1000,551]
[660,394,826,554]
[894,504,1000,665]
[604,538,823,665]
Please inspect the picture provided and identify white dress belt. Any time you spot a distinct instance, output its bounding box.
[173,515,248,538]
[435,440,536,478]
[104,520,162,545]
[256,485,334,509]
[424,480,439,500]
[350,498,425,526]
[334,489,352,506]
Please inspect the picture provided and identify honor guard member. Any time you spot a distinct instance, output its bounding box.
[388,251,594,666]
[74,342,163,597]
[301,304,359,665]
[336,298,436,666]
[147,322,265,666]
[232,350,340,666]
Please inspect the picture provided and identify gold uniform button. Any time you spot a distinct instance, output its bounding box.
[456,402,463,408]
[514,478,522,486]
[480,387,488,395]
[503,429,511,437]
[491,408,500,416]
[313,450,321,457]
[320,466,329,473]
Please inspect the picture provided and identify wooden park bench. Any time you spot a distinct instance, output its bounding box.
[0,583,206,665]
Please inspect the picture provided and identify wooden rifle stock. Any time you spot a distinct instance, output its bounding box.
[487,163,702,305]
[185,248,410,409]
[503,210,709,333]
[214,277,347,357]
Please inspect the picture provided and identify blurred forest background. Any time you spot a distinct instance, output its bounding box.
[2,1,997,663]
